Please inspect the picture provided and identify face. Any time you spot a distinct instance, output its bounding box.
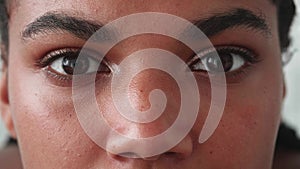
[0,0,284,169]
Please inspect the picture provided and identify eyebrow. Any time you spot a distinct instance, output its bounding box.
[21,8,271,41]
[193,8,271,37]
[22,12,104,40]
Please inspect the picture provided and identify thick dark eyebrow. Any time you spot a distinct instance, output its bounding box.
[22,12,104,40]
[193,8,271,37]
[22,8,271,41]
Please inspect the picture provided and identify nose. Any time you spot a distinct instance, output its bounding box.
[104,68,193,161]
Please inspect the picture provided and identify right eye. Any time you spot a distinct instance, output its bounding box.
[46,48,111,76]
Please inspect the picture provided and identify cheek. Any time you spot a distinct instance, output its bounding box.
[7,67,106,168]
[189,88,282,168]
[219,87,281,167]
[190,61,283,168]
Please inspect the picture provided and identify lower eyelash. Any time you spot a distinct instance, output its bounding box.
[45,68,73,83]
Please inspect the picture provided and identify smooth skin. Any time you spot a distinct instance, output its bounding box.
[0,0,284,169]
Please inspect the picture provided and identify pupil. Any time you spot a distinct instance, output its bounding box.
[62,53,90,75]
[206,53,233,72]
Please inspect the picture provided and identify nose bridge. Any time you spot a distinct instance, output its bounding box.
[121,66,179,136]
[130,70,154,112]
[128,68,169,112]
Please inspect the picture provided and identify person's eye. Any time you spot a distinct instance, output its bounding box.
[42,48,111,76]
[188,46,260,74]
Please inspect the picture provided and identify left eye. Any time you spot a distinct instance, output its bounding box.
[48,48,111,76]
[188,46,255,73]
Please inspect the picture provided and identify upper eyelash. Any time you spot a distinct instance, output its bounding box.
[36,48,114,71]
[216,46,261,63]
[187,45,261,66]
[37,46,260,76]
[36,48,80,68]
[187,48,216,65]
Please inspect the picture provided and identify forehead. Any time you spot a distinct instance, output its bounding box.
[10,0,275,24]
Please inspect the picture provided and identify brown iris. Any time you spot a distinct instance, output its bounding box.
[62,51,90,75]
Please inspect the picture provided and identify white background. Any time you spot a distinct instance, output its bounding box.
[1,2,300,148]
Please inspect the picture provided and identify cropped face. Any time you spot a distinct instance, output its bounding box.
[0,0,284,169]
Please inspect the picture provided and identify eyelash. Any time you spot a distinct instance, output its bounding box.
[37,46,262,86]
[36,48,112,85]
[37,48,77,67]
[188,45,262,82]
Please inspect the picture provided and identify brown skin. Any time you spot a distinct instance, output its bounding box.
[0,0,284,169]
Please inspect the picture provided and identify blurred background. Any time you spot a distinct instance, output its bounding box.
[282,0,300,139]
[0,1,300,150]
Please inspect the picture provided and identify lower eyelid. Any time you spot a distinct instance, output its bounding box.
[42,68,73,86]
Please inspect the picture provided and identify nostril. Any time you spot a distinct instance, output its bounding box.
[107,151,142,161]
[118,152,141,158]
[164,152,177,156]
[163,151,186,159]
[143,155,160,161]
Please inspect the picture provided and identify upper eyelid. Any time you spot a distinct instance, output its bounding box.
[40,46,258,70]
[186,48,217,65]
[49,48,77,58]
[186,45,259,66]
[38,48,80,67]
[38,48,112,68]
